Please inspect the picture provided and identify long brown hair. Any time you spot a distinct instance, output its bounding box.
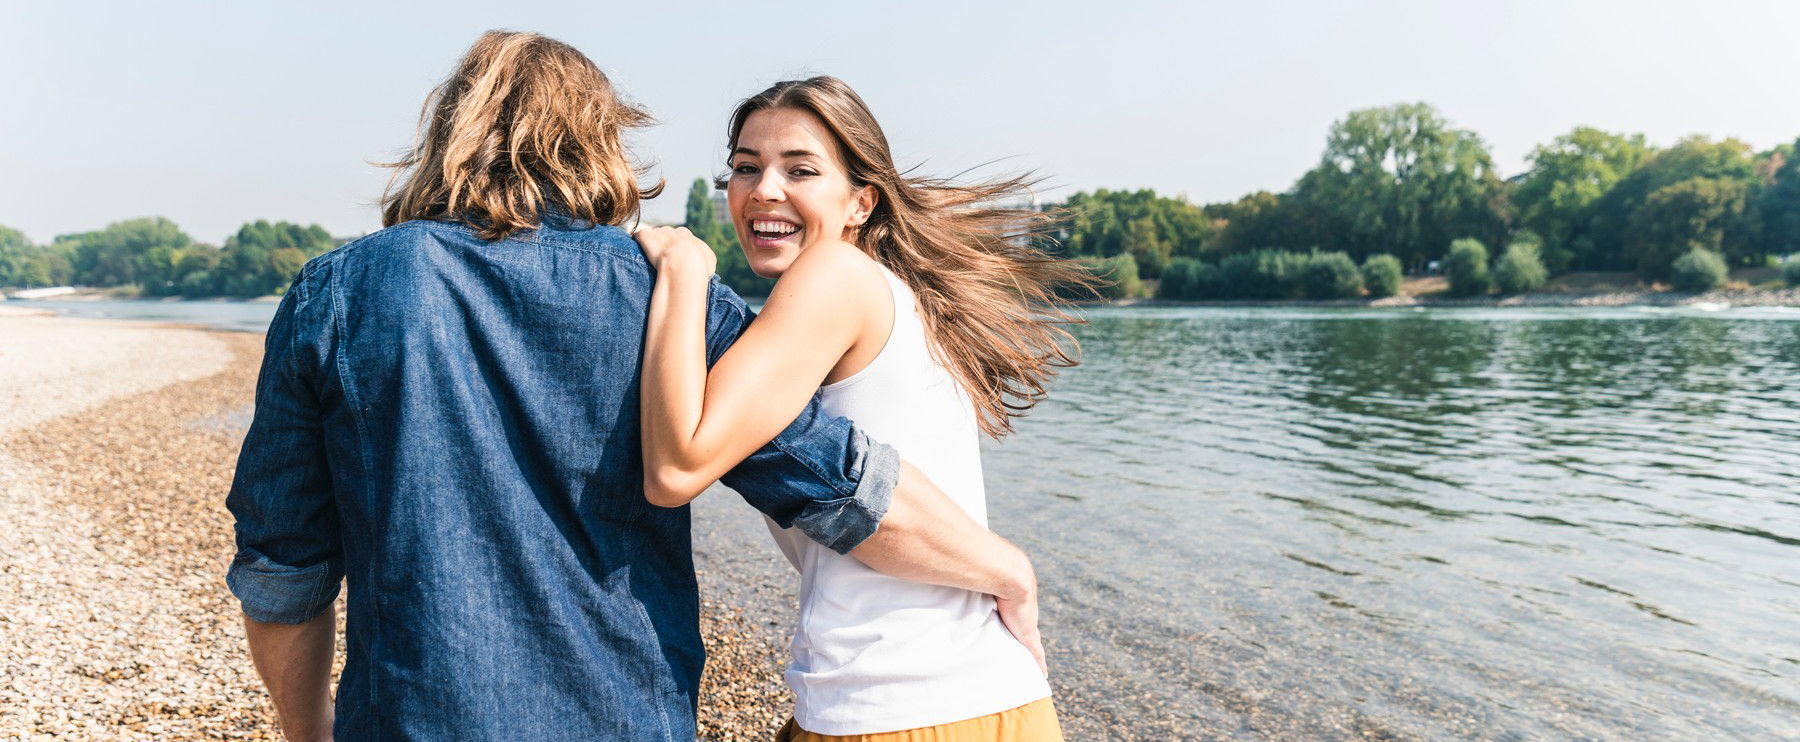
[382,30,662,240]
[724,76,1095,438]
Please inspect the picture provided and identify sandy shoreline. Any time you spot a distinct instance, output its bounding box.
[0,314,807,740]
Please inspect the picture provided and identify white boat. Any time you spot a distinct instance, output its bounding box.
[9,286,78,299]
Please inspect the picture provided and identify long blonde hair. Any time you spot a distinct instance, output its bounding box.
[724,77,1094,438]
[382,30,662,240]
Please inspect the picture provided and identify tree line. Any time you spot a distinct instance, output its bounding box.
[12,104,1796,302]
[0,218,339,298]
[1039,102,1800,299]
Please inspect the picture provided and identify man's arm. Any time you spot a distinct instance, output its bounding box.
[225,273,344,736]
[849,461,1045,674]
[244,606,336,742]
[848,461,1032,598]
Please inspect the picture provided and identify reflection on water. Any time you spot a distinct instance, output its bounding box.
[988,306,1800,739]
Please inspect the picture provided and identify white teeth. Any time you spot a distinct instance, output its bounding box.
[752,220,798,234]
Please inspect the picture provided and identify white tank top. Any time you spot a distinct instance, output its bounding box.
[764,265,1052,735]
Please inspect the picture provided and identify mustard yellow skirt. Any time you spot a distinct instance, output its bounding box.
[774,698,1064,742]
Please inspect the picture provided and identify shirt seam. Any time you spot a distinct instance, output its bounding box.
[402,219,650,266]
[325,261,382,726]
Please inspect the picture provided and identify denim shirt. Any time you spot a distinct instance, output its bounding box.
[224,217,898,741]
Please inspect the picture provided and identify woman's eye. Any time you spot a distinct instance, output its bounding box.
[732,164,758,175]
[791,169,818,178]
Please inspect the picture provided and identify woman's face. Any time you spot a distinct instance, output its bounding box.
[726,107,876,278]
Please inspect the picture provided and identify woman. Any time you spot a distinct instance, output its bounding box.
[634,76,1090,740]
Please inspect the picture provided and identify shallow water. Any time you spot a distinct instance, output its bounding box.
[8,298,278,332]
[981,305,1800,738]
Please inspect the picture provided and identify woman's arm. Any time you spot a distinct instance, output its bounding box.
[634,227,882,506]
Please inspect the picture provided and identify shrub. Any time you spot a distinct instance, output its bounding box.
[1079,253,1143,300]
[1493,242,1549,295]
[1670,249,1727,293]
[1218,249,1306,299]
[1301,252,1364,299]
[1783,258,1800,287]
[1361,254,1403,298]
[179,271,216,298]
[1444,238,1492,296]
[1158,258,1221,300]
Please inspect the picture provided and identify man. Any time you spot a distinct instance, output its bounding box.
[225,31,1040,741]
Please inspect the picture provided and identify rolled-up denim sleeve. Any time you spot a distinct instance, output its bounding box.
[224,275,343,624]
[704,282,898,554]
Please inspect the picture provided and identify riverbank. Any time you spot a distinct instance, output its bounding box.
[0,315,795,740]
[1118,284,1800,309]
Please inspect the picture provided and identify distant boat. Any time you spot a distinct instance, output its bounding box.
[9,286,77,299]
[1690,301,1730,312]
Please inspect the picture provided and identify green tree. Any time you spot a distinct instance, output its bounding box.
[1626,177,1750,279]
[0,226,46,287]
[1493,241,1549,294]
[1444,238,1492,296]
[1670,249,1727,292]
[1289,103,1506,270]
[1122,216,1170,278]
[216,220,336,296]
[1759,138,1800,260]
[1360,254,1403,298]
[1589,136,1758,270]
[1158,258,1198,300]
[1513,127,1652,271]
[1077,253,1142,299]
[61,217,194,288]
[1205,190,1327,256]
[1055,189,1212,262]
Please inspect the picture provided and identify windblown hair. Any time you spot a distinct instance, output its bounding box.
[381,30,662,240]
[723,76,1097,438]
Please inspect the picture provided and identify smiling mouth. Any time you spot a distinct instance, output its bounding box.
[748,218,801,245]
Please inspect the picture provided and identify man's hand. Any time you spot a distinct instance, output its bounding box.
[996,583,1048,677]
[848,461,1051,676]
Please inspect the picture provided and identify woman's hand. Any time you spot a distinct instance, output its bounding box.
[633,226,716,277]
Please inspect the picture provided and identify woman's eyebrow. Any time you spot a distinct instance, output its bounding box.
[731,146,820,159]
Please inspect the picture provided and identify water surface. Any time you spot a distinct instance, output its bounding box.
[9,298,278,332]
[978,305,1799,738]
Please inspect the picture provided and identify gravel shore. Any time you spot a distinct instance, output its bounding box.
[0,315,815,740]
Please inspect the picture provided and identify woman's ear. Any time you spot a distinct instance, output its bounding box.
[849,184,878,227]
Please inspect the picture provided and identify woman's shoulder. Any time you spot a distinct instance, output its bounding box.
[773,240,888,303]
[786,239,883,281]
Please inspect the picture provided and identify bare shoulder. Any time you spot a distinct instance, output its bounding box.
[770,240,886,304]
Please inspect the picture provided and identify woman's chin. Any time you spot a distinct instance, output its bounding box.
[748,255,794,279]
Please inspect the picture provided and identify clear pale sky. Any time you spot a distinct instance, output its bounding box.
[4,0,1797,245]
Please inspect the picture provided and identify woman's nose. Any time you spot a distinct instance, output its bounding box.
[751,173,785,203]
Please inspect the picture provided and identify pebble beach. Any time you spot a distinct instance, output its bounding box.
[0,309,799,740]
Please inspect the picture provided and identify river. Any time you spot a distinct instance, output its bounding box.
[971,305,1800,738]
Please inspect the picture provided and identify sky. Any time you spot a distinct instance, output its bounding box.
[3,0,1798,245]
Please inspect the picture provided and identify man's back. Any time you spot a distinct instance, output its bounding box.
[226,216,893,740]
